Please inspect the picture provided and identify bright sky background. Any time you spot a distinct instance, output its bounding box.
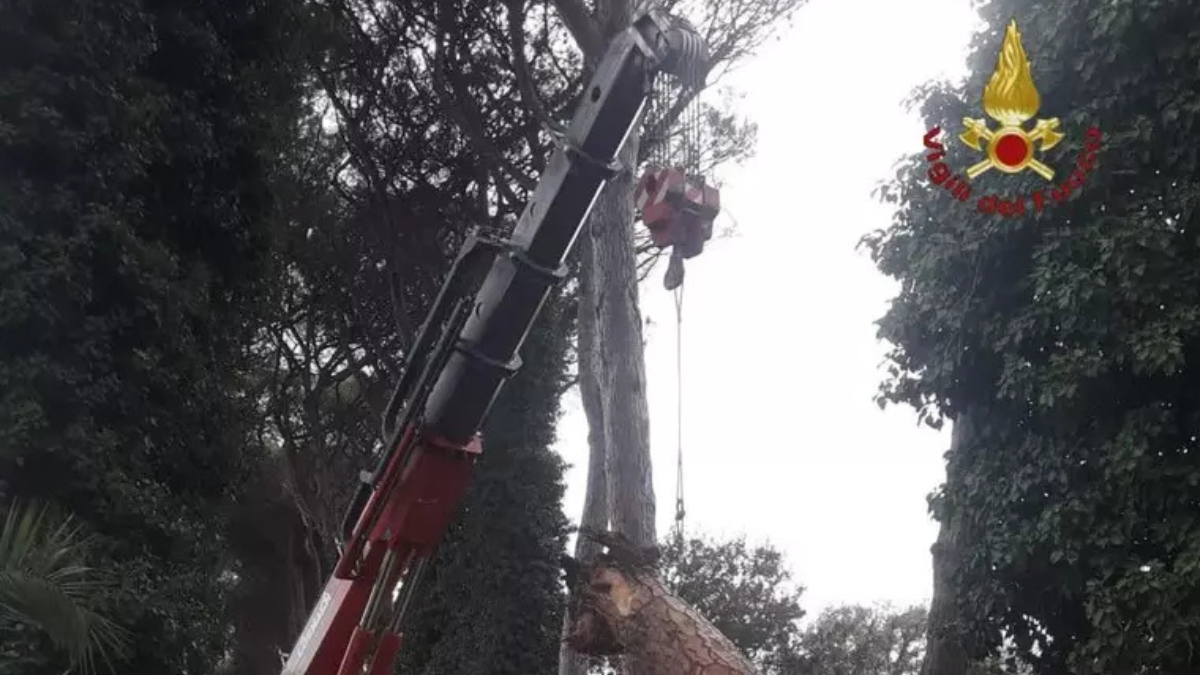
[554,0,981,617]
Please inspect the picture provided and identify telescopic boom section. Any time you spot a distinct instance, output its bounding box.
[280,11,709,675]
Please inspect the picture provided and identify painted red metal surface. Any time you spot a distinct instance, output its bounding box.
[635,166,719,257]
[281,428,481,675]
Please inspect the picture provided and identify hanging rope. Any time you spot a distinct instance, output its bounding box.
[646,49,701,542]
[644,29,701,543]
[671,281,686,540]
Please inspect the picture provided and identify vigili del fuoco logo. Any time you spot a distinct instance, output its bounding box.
[921,19,1103,217]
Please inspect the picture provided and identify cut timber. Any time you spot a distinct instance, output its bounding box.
[563,530,760,675]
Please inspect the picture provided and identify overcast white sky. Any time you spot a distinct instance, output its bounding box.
[553,0,981,616]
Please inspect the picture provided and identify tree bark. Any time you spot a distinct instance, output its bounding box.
[920,412,976,675]
[587,130,657,549]
[558,6,662,674]
[561,126,656,675]
[565,532,759,675]
[558,228,613,675]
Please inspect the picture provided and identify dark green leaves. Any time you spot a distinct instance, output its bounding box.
[660,533,806,670]
[871,0,1200,671]
[1,0,307,671]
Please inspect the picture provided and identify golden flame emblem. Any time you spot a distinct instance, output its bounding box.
[959,20,1064,180]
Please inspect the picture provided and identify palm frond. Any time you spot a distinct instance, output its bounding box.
[0,501,130,674]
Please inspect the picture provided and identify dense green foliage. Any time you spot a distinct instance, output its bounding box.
[0,0,304,671]
[397,293,573,674]
[659,535,926,675]
[224,2,577,672]
[661,533,806,670]
[784,604,926,675]
[1,0,794,672]
[0,1,582,672]
[867,1,1200,672]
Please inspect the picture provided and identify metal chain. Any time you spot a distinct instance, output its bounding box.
[671,282,686,539]
[691,88,702,177]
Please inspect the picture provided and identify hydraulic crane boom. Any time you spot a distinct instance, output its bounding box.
[281,10,708,675]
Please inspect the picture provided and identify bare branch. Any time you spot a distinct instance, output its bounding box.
[636,247,665,283]
[425,35,532,199]
[700,0,804,69]
[315,68,384,198]
[556,374,581,395]
[540,6,583,87]
[594,0,634,37]
[507,0,567,139]
[552,0,604,63]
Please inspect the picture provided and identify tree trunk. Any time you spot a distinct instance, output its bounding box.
[564,532,759,675]
[558,8,659,675]
[560,122,656,675]
[920,412,975,675]
[587,130,657,549]
[558,227,613,675]
[225,458,325,674]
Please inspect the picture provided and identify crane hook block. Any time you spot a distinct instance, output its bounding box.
[635,166,720,260]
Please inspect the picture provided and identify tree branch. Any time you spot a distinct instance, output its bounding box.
[556,374,580,396]
[553,0,604,63]
[640,84,703,165]
[507,0,567,139]
[636,246,664,283]
[594,0,634,38]
[425,36,532,200]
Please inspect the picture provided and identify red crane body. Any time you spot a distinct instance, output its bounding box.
[280,11,711,675]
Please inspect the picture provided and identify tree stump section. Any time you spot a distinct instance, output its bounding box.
[563,531,760,675]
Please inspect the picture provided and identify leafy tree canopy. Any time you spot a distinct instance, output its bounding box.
[782,603,926,675]
[661,533,806,670]
[866,0,1200,672]
[1,0,307,670]
[226,2,579,671]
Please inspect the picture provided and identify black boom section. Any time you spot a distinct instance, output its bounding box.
[422,14,694,444]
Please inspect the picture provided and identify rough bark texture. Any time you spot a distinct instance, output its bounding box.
[565,532,760,675]
[559,5,660,674]
[561,131,656,675]
[587,132,657,549]
[920,413,975,675]
[558,229,614,675]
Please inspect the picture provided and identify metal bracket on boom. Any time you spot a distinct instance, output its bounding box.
[339,233,507,544]
[382,234,508,438]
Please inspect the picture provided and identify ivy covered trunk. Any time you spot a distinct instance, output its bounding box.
[564,532,760,675]
[921,411,977,675]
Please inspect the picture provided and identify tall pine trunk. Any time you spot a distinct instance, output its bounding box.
[557,5,663,673]
[560,123,656,675]
[588,133,656,549]
[558,225,613,675]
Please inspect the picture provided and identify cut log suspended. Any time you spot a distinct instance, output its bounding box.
[563,530,760,675]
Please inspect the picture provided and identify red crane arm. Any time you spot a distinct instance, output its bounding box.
[280,10,710,675]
